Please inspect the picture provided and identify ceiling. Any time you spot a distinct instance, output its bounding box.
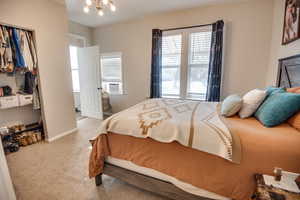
[65,0,244,27]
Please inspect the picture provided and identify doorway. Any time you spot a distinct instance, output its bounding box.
[69,34,86,121]
[68,34,103,121]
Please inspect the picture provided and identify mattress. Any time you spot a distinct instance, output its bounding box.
[106,156,230,200]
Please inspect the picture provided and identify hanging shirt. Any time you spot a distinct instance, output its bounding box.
[24,71,35,94]
[26,31,38,71]
[0,26,14,72]
[20,30,34,71]
[11,28,25,68]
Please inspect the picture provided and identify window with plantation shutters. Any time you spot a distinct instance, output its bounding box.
[161,34,182,96]
[187,31,212,100]
[100,53,123,94]
[161,26,212,100]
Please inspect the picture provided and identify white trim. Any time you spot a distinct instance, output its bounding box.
[46,128,78,142]
[68,33,87,47]
[101,52,122,57]
[162,25,212,36]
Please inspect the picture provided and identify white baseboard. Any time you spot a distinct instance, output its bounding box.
[46,128,78,142]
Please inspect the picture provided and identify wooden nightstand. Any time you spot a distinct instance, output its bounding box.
[253,172,300,200]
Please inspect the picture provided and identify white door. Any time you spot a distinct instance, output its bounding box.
[0,140,16,200]
[78,46,103,119]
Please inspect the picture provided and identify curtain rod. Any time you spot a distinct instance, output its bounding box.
[162,23,213,32]
[0,21,34,32]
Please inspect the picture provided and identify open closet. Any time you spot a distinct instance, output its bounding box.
[0,22,44,154]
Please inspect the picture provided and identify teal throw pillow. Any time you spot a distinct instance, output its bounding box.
[255,92,300,127]
[266,86,286,96]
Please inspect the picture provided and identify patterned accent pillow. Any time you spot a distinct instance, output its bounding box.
[239,89,267,119]
[287,87,300,131]
[255,92,300,127]
[221,94,243,117]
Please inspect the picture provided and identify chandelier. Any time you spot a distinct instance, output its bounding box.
[83,0,116,16]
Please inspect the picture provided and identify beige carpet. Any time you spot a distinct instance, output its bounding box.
[6,118,165,200]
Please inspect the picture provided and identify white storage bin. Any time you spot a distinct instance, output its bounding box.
[0,96,19,109]
[18,94,33,106]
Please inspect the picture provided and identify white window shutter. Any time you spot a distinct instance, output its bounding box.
[100,53,123,94]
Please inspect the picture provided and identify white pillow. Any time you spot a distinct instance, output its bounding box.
[221,94,243,117]
[239,89,267,119]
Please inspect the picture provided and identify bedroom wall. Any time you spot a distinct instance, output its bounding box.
[266,0,300,86]
[69,21,93,46]
[0,0,77,140]
[92,0,274,112]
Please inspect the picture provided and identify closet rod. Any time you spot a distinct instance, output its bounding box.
[162,23,213,32]
[0,21,34,32]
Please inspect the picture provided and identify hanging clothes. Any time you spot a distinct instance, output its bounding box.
[26,32,38,72]
[0,24,40,111]
[0,26,14,72]
[10,28,25,68]
[20,30,34,71]
[24,71,35,94]
[32,78,40,110]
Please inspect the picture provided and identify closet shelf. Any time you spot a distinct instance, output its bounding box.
[13,123,42,135]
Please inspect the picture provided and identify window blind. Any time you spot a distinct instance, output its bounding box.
[187,31,212,100]
[189,31,212,65]
[101,55,122,82]
[100,53,123,94]
[161,34,182,96]
[162,35,182,67]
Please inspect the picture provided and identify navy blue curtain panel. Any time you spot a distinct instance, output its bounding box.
[150,29,162,98]
[206,20,224,102]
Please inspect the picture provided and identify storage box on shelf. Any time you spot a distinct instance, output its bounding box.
[18,94,33,106]
[0,94,33,109]
[0,95,19,109]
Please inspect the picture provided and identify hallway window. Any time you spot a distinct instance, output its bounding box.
[69,46,80,92]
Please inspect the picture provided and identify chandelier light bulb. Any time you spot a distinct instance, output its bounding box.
[103,0,109,5]
[83,6,89,13]
[86,0,92,6]
[98,10,104,16]
[110,3,116,12]
[83,0,115,15]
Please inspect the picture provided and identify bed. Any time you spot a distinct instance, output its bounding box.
[89,54,300,200]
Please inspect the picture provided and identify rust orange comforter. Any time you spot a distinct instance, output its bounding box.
[89,116,300,200]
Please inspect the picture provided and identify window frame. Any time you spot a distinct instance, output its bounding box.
[161,26,212,100]
[100,52,124,95]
